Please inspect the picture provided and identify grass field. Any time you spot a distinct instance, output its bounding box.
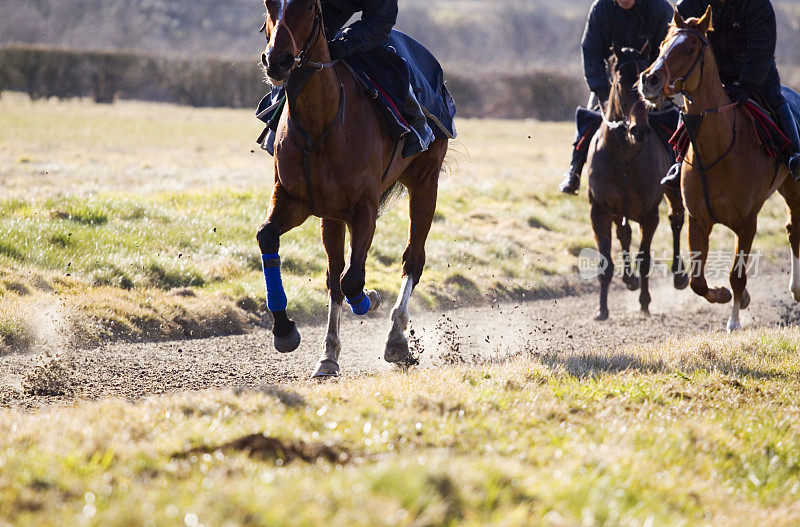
[3,95,800,525]
[3,328,800,525]
[0,93,795,353]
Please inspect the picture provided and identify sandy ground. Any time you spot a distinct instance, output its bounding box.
[2,262,799,409]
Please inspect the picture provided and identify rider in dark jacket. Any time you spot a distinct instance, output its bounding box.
[322,0,398,60]
[560,0,674,195]
[661,0,800,185]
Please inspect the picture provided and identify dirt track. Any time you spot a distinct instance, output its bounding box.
[2,265,799,408]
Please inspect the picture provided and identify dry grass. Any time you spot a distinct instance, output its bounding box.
[2,327,800,525]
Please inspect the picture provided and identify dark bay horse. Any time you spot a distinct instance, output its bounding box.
[588,46,689,321]
[257,0,448,376]
[639,8,800,331]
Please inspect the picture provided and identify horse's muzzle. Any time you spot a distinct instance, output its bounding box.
[265,52,295,83]
[639,71,664,102]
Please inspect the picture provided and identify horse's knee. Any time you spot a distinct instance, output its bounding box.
[257,222,280,254]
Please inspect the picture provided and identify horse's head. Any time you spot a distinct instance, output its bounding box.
[606,45,650,143]
[260,0,323,85]
[639,6,713,105]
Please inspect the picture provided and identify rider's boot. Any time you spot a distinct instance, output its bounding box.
[661,161,682,190]
[559,147,587,195]
[776,103,800,181]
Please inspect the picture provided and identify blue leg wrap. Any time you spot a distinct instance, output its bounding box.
[346,291,371,316]
[262,254,287,312]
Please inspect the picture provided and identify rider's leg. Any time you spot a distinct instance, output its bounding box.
[560,94,601,194]
[764,77,800,180]
[776,104,800,180]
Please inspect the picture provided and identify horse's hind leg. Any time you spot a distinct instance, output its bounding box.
[665,186,689,289]
[385,148,443,364]
[591,204,614,321]
[687,215,732,305]
[312,219,346,378]
[778,180,800,301]
[637,207,659,315]
[727,219,757,332]
[616,218,639,291]
[256,182,310,352]
[341,200,381,318]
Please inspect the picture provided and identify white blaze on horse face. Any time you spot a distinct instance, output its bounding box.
[790,255,800,301]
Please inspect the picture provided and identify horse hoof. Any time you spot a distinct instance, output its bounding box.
[594,309,609,321]
[640,307,651,317]
[384,334,414,364]
[673,272,690,290]
[793,289,800,302]
[274,326,301,353]
[367,290,381,312]
[311,359,340,378]
[741,289,751,310]
[716,288,733,304]
[623,276,640,291]
[727,319,742,333]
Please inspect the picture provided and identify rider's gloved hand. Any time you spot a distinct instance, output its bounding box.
[726,82,753,105]
[327,40,348,61]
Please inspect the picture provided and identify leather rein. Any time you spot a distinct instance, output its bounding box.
[659,28,740,223]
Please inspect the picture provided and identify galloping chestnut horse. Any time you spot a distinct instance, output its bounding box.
[639,8,800,331]
[257,0,448,376]
[588,46,688,321]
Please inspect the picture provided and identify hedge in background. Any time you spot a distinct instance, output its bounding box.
[0,44,586,121]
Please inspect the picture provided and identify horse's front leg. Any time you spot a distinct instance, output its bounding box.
[616,218,639,291]
[341,200,381,319]
[727,220,757,332]
[312,219,347,378]
[637,207,659,316]
[256,182,310,353]
[591,204,614,321]
[665,186,689,289]
[687,215,732,305]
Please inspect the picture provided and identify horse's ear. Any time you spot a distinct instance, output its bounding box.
[639,40,650,57]
[698,5,714,33]
[673,8,687,29]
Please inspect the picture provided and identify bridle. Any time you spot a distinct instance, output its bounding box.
[604,54,649,128]
[660,28,709,100]
[654,26,740,224]
[263,0,338,72]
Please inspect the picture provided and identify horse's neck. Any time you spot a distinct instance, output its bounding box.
[682,51,737,162]
[286,36,341,139]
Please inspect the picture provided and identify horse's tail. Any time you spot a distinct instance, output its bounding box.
[378,182,406,216]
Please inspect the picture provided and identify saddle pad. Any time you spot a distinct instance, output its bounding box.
[669,90,798,163]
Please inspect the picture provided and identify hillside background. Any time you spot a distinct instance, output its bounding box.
[2,0,800,117]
